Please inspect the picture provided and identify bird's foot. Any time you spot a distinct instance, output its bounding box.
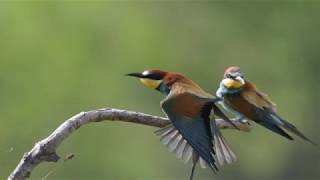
[237,117,250,125]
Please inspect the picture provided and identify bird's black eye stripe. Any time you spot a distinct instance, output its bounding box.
[226,74,235,79]
[226,72,244,80]
[145,74,162,80]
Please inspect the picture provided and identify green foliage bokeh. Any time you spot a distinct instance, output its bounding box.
[0,1,319,180]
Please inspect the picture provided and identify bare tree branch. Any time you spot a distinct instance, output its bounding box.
[8,108,250,180]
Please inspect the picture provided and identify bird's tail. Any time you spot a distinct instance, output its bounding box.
[189,153,199,180]
[210,116,237,166]
[269,112,317,146]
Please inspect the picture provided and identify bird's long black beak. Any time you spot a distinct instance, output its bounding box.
[126,72,144,78]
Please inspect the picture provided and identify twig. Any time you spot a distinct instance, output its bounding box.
[41,153,75,180]
[8,108,250,180]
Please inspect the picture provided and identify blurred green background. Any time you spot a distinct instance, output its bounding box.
[0,1,319,180]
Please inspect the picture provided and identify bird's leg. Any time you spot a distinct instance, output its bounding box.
[216,101,249,124]
[189,163,197,180]
[189,155,199,180]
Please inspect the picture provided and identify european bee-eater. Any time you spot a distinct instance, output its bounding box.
[127,70,237,180]
[216,66,316,145]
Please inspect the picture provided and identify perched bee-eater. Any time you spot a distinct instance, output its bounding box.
[216,66,316,145]
[127,70,237,180]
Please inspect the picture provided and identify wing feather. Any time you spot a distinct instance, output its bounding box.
[242,90,276,110]
[161,92,218,171]
[241,81,276,110]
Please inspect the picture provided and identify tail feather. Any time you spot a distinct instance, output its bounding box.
[210,118,237,166]
[257,121,294,140]
[270,112,317,146]
[256,108,317,145]
[199,157,208,168]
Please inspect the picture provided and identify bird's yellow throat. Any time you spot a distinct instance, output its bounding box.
[222,78,243,88]
[140,79,161,89]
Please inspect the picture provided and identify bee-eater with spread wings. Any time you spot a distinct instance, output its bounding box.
[127,69,237,180]
[216,66,316,145]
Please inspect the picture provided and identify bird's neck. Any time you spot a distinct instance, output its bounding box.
[217,82,242,97]
[158,83,170,95]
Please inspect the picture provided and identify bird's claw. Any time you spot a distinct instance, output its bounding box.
[237,117,249,124]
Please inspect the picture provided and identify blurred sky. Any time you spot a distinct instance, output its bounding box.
[0,1,319,180]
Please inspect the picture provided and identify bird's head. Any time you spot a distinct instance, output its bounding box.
[127,69,173,95]
[222,66,245,89]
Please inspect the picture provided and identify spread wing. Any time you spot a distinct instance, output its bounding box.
[161,92,218,171]
[154,124,210,169]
